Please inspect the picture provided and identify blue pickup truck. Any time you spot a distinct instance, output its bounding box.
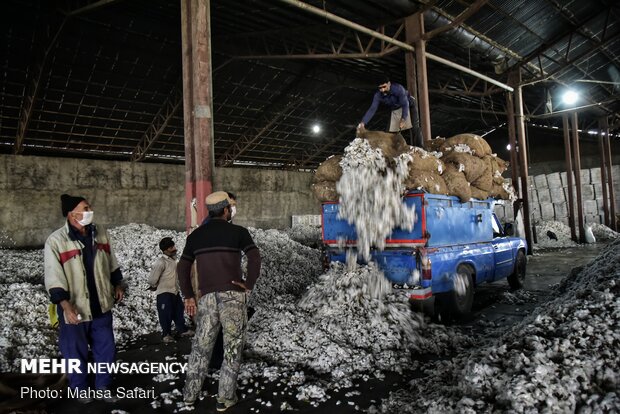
[322,191,527,319]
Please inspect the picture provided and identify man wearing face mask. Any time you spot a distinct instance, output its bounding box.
[178,191,261,412]
[148,237,193,343]
[44,194,125,402]
[201,191,237,226]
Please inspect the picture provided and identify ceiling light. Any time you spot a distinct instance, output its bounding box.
[562,90,578,105]
[506,144,511,150]
[312,124,321,134]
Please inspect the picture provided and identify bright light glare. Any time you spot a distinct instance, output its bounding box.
[562,90,578,105]
[312,124,321,134]
[506,144,511,150]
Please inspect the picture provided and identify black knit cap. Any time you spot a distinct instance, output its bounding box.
[378,73,390,85]
[61,194,86,217]
[159,237,175,251]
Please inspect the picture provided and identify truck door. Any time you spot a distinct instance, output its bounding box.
[491,214,514,280]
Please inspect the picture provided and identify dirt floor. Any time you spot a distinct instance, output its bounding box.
[0,244,607,414]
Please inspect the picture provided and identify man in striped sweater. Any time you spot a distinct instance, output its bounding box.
[178,191,261,412]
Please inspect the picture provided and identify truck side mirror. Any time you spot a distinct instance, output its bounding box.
[504,222,514,236]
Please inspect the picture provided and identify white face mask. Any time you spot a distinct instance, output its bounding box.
[77,211,94,226]
[230,205,237,219]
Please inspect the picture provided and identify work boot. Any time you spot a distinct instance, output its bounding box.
[216,397,238,412]
[180,329,195,337]
[163,335,175,343]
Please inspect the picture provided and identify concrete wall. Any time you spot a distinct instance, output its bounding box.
[0,155,320,248]
[495,164,620,227]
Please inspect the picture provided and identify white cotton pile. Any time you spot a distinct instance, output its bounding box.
[0,250,43,284]
[246,228,323,309]
[246,261,472,381]
[590,223,618,241]
[336,138,415,261]
[282,224,322,248]
[534,220,579,249]
[0,222,327,371]
[108,224,187,345]
[376,239,620,413]
[0,282,58,371]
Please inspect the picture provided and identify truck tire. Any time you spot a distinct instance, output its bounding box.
[438,265,474,322]
[508,250,526,290]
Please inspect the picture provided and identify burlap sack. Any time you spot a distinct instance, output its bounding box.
[493,174,505,185]
[480,154,509,188]
[472,166,493,192]
[404,169,448,195]
[314,155,343,183]
[357,129,409,159]
[407,147,445,173]
[311,180,339,202]
[442,164,471,202]
[489,182,511,200]
[470,186,490,200]
[440,133,492,157]
[484,154,508,174]
[442,151,487,182]
[425,137,445,153]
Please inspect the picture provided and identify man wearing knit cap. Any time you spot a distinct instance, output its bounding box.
[44,194,125,402]
[178,191,261,412]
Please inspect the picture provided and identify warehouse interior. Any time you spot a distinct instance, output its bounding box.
[1,0,620,413]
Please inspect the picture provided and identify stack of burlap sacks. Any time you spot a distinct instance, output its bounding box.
[312,130,512,203]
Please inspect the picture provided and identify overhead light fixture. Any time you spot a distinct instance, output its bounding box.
[312,124,321,134]
[506,144,511,150]
[562,89,579,106]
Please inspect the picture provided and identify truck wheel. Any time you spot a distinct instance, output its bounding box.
[439,265,474,322]
[508,250,526,290]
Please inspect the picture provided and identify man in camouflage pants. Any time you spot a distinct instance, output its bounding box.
[177,191,261,412]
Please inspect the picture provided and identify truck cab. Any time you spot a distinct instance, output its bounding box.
[321,191,527,319]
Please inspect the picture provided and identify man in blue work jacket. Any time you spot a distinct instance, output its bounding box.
[358,74,423,146]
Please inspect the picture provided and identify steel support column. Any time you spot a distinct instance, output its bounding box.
[180,0,215,230]
[514,80,533,254]
[602,117,617,231]
[599,120,610,228]
[570,113,585,243]
[506,73,519,199]
[407,13,431,144]
[562,115,577,241]
[404,17,418,119]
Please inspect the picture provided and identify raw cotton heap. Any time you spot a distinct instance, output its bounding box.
[336,137,416,261]
[312,131,514,204]
[282,224,322,248]
[245,228,323,309]
[0,223,324,371]
[107,223,187,345]
[375,238,620,413]
[245,261,473,381]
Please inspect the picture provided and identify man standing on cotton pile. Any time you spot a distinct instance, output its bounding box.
[44,194,125,402]
[148,237,194,343]
[178,191,261,412]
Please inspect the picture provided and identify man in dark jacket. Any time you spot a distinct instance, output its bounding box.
[178,191,261,412]
[358,74,423,146]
